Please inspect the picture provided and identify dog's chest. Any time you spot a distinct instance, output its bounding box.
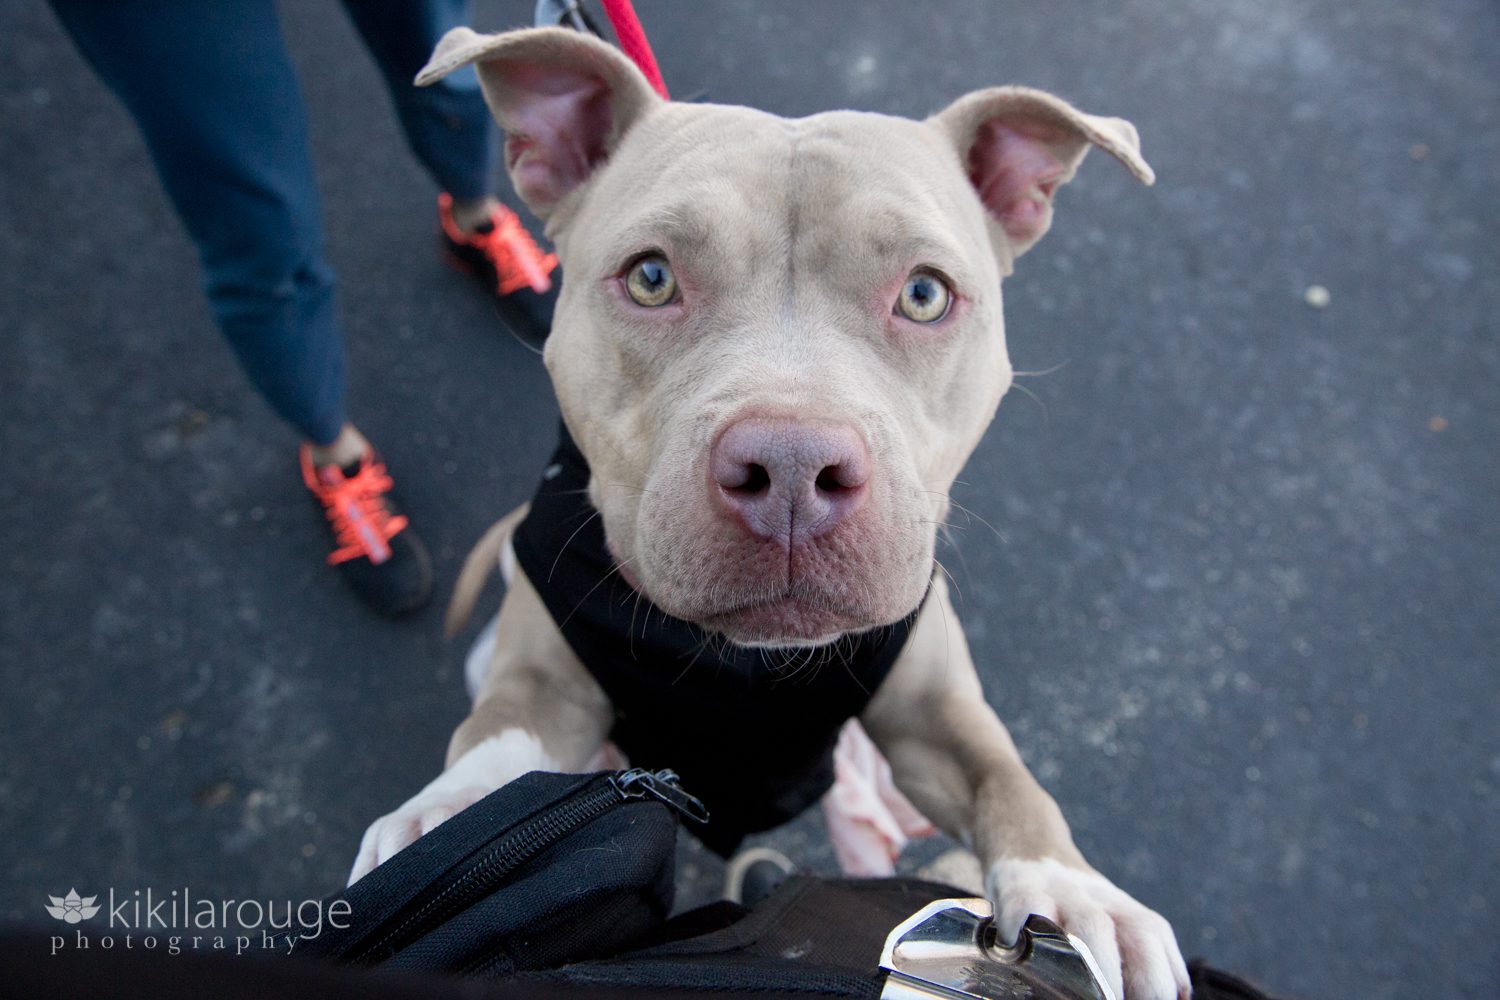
[511,425,919,853]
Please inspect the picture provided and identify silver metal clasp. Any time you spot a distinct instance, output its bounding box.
[879,898,1116,1000]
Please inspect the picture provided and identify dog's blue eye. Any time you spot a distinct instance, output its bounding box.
[896,271,951,323]
[626,255,678,307]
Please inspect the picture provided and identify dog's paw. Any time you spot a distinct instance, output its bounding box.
[347,783,491,885]
[987,857,1190,1000]
[346,730,562,886]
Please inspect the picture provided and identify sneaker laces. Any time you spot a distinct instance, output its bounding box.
[300,448,408,566]
[440,192,558,296]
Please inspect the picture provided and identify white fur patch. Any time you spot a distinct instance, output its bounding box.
[464,614,499,702]
[499,536,517,588]
[462,539,517,702]
[441,729,558,793]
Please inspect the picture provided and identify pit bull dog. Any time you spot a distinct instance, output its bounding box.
[350,26,1188,1000]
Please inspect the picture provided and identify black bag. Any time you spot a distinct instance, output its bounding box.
[292,766,1289,998]
[4,767,1293,999]
[297,767,705,975]
[518,874,966,997]
[294,766,944,995]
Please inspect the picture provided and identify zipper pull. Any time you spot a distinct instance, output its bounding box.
[613,768,711,825]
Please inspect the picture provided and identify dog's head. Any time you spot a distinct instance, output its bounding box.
[421,28,1153,647]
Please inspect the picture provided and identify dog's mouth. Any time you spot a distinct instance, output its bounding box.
[610,543,869,646]
[616,557,863,645]
[694,591,872,647]
[607,532,927,647]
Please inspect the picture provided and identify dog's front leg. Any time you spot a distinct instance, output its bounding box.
[862,579,1190,1000]
[348,568,612,885]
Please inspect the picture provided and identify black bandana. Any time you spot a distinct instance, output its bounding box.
[511,424,922,854]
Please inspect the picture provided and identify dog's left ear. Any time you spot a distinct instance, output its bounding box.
[931,87,1154,270]
[417,26,663,220]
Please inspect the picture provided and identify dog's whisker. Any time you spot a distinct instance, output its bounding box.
[1007,379,1049,420]
[916,487,1007,549]
[555,554,629,634]
[1011,359,1070,379]
[671,633,711,686]
[934,567,954,685]
[834,639,871,697]
[944,498,1008,547]
[774,645,820,686]
[497,314,546,357]
[546,508,602,583]
[765,645,803,681]
[601,481,653,500]
[935,557,964,608]
[627,584,647,655]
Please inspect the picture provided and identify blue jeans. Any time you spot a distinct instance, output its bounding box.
[49,0,493,445]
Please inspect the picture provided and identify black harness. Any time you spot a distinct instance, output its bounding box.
[511,424,921,854]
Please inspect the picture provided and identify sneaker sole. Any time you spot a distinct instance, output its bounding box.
[441,244,554,348]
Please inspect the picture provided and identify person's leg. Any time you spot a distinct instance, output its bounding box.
[49,0,349,449]
[340,0,492,214]
[343,0,559,340]
[48,0,432,613]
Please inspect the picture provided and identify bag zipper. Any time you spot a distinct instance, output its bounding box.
[616,766,710,825]
[345,768,706,964]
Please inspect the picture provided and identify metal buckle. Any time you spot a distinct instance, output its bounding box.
[879,898,1116,1000]
[534,0,601,34]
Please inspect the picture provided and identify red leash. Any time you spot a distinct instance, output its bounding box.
[598,0,670,99]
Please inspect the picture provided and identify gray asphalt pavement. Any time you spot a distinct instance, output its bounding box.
[3,2,1497,998]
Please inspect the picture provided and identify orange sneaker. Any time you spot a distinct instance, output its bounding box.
[439,193,558,343]
[300,446,432,616]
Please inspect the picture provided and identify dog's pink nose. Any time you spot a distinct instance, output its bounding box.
[711,418,871,545]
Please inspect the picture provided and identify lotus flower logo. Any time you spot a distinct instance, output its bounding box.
[45,888,100,923]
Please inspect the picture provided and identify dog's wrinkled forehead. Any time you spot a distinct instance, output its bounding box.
[417,27,1153,277]
[573,105,991,292]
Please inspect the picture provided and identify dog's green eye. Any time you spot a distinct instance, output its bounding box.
[896,271,951,323]
[625,255,678,307]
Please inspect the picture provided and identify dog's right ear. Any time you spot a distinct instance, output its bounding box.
[417,27,663,219]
